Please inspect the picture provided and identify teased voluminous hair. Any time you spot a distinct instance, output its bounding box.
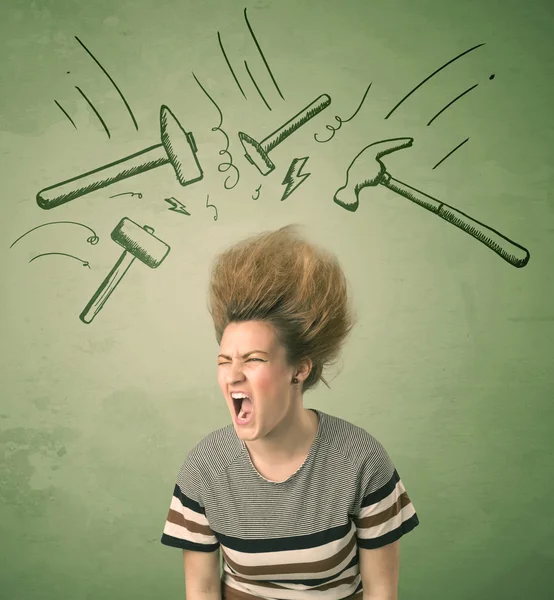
[207,224,357,393]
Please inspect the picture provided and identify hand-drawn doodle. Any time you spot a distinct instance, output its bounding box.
[79,217,170,324]
[333,138,530,268]
[427,83,479,127]
[29,253,90,268]
[206,195,218,221]
[281,158,310,201]
[217,31,247,99]
[165,197,190,215]
[74,36,138,130]
[192,72,240,190]
[75,85,111,138]
[238,94,331,176]
[385,43,485,120]
[432,138,470,170]
[252,185,262,200]
[37,105,203,209]
[54,100,77,130]
[109,191,143,199]
[243,7,285,101]
[10,221,99,248]
[314,83,372,143]
[244,60,272,111]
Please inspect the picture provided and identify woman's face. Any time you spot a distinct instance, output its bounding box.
[217,320,298,439]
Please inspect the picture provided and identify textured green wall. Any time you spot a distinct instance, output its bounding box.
[1,1,553,598]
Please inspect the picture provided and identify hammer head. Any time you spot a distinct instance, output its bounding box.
[238,131,275,175]
[160,105,204,187]
[334,137,414,212]
[111,217,170,268]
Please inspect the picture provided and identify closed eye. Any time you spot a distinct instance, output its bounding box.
[217,358,266,366]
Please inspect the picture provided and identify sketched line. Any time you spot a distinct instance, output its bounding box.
[432,137,469,170]
[206,194,218,221]
[54,100,77,129]
[385,43,485,119]
[10,221,99,248]
[244,7,284,100]
[192,72,240,190]
[217,31,247,99]
[244,60,272,111]
[74,35,138,130]
[315,82,372,143]
[427,83,479,126]
[75,86,110,138]
[109,191,143,199]
[29,252,90,267]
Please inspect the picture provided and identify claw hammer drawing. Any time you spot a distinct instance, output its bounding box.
[37,106,203,209]
[334,138,530,268]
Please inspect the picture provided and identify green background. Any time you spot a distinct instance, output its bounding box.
[1,0,553,598]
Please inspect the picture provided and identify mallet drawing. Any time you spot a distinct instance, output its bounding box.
[334,138,530,268]
[80,217,170,324]
[37,106,203,210]
[239,93,331,175]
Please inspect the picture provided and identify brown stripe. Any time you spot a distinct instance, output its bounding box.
[223,580,363,600]
[221,531,357,578]
[227,571,361,593]
[165,508,215,537]
[354,491,412,529]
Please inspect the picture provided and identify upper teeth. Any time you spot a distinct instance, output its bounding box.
[231,393,249,399]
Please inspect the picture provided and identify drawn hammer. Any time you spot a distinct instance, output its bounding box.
[37,106,203,210]
[334,137,530,268]
[238,94,331,175]
[80,217,170,324]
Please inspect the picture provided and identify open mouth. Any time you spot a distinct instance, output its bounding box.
[231,395,253,422]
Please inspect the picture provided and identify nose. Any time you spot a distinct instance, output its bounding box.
[225,361,246,384]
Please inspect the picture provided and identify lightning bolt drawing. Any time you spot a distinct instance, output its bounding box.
[164,197,191,216]
[281,157,311,201]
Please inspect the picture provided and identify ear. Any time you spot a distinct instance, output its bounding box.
[295,357,313,382]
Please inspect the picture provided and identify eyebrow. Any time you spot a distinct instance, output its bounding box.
[217,350,269,359]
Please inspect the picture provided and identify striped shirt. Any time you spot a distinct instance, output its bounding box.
[161,409,419,600]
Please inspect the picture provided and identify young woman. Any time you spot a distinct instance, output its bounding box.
[161,225,419,600]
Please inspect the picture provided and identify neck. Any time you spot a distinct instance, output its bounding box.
[245,404,317,464]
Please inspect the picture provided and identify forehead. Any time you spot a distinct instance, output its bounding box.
[220,321,278,350]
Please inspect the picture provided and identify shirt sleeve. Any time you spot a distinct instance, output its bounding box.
[353,436,420,549]
[160,452,220,552]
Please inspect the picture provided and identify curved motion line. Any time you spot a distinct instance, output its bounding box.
[427,83,478,126]
[217,32,247,99]
[29,252,90,267]
[75,86,110,138]
[315,82,372,143]
[74,35,138,130]
[10,221,99,248]
[192,72,240,190]
[244,60,272,111]
[385,43,485,119]
[243,7,285,100]
[432,137,469,170]
[54,100,77,129]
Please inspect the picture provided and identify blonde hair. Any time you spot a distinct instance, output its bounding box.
[207,224,357,393]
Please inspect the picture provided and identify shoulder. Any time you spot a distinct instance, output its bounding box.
[321,411,395,479]
[180,422,242,481]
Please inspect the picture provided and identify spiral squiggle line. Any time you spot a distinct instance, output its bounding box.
[314,82,372,144]
[192,72,240,190]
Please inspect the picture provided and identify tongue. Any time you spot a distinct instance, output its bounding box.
[238,397,253,418]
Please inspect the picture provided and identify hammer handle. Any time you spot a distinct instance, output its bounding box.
[80,251,136,323]
[37,145,168,210]
[383,174,530,268]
